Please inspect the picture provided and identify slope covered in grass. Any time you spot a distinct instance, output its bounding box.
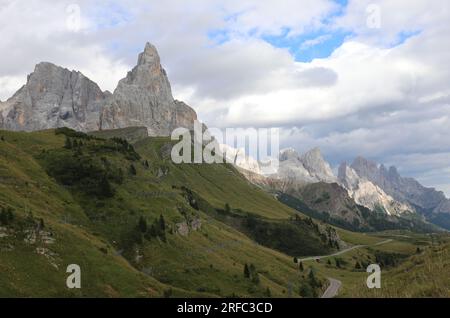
[0,128,338,297]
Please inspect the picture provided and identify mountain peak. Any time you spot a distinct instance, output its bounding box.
[301,147,336,183]
[1,42,197,136]
[388,166,400,178]
[100,42,197,136]
[138,42,161,66]
[279,148,299,161]
[351,156,379,179]
[303,147,322,159]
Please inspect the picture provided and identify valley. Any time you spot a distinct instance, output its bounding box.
[1,127,448,298]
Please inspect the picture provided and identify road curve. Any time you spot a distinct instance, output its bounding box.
[295,239,393,298]
[321,278,342,298]
[297,239,393,262]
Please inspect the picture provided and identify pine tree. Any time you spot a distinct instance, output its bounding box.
[129,164,137,175]
[335,258,341,268]
[355,261,361,270]
[308,268,320,288]
[225,203,231,213]
[299,283,314,298]
[64,137,72,149]
[39,218,45,229]
[244,264,250,278]
[252,272,260,285]
[299,261,304,272]
[99,175,114,197]
[138,216,147,233]
[159,214,166,232]
[293,257,298,264]
[0,208,8,226]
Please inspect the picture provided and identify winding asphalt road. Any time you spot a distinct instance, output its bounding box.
[321,278,342,298]
[297,239,393,298]
[297,239,393,263]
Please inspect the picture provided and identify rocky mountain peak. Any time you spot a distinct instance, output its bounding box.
[0,42,198,136]
[388,166,400,179]
[301,147,336,183]
[306,147,321,156]
[338,162,359,190]
[138,42,161,66]
[279,148,300,161]
[351,156,379,181]
[100,42,196,136]
[0,61,106,132]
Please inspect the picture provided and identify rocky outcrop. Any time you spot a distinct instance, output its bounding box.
[100,43,197,136]
[275,148,337,186]
[338,162,412,216]
[0,43,198,136]
[300,148,337,183]
[219,144,262,174]
[351,157,450,215]
[0,62,106,131]
[294,182,366,225]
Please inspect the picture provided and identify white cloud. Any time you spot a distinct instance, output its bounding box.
[300,34,332,50]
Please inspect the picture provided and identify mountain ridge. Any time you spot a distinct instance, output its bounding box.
[0,43,197,136]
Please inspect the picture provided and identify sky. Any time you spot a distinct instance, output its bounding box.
[0,0,449,196]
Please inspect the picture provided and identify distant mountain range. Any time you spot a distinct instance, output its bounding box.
[234,147,450,231]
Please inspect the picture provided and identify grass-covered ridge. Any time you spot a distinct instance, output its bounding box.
[0,128,333,297]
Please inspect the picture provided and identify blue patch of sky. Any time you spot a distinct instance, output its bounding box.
[207,0,351,61]
[87,1,134,30]
[207,29,231,45]
[390,30,422,47]
[263,28,352,62]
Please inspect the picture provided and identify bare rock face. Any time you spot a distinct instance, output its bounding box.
[300,148,336,183]
[0,62,106,131]
[100,43,197,136]
[0,43,198,136]
[275,147,336,186]
[350,157,450,214]
[338,162,412,216]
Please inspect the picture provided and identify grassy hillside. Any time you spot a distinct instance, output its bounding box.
[296,230,449,297]
[1,128,447,298]
[0,128,335,297]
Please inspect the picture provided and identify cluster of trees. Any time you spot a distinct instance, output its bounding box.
[374,251,406,268]
[64,137,85,150]
[55,127,95,140]
[242,213,333,257]
[243,263,260,284]
[0,206,15,226]
[136,215,167,243]
[110,138,141,161]
[299,267,322,298]
[44,150,123,198]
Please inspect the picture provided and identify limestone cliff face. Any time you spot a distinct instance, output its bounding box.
[351,157,450,214]
[274,147,337,186]
[100,43,197,136]
[0,62,106,132]
[338,162,412,216]
[0,43,198,136]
